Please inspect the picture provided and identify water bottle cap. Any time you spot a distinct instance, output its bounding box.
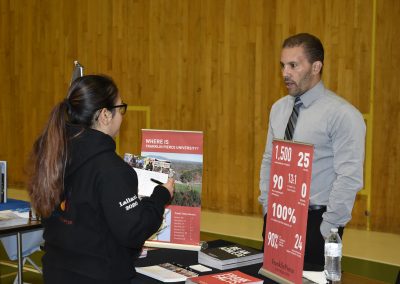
[331,227,338,233]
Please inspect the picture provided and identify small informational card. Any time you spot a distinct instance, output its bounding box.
[302,271,326,284]
[189,264,212,272]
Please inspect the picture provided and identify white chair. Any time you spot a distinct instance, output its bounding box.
[1,229,44,284]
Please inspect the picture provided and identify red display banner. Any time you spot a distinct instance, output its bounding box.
[141,129,203,250]
[259,139,314,284]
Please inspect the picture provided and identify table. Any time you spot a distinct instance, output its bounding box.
[134,240,386,284]
[0,200,42,284]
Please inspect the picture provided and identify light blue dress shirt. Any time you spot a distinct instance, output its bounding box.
[259,81,366,237]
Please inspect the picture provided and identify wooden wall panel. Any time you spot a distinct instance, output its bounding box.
[347,194,368,230]
[371,0,400,233]
[0,0,398,234]
[118,109,149,157]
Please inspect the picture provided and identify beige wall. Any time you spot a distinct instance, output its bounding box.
[0,0,398,234]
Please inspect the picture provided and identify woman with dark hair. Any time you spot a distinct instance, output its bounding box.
[28,75,174,284]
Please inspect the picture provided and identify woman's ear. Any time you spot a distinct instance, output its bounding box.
[97,108,112,126]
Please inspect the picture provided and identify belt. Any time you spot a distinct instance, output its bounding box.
[308,205,327,211]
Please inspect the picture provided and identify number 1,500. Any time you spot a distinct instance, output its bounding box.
[275,145,292,162]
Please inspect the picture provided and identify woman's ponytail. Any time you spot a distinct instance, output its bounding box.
[28,101,68,218]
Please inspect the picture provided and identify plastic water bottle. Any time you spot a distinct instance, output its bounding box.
[324,228,342,282]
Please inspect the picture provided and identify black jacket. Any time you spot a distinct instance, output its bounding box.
[42,126,170,281]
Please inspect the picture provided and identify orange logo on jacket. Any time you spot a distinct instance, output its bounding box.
[60,200,67,211]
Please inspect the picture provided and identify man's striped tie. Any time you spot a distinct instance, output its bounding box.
[284,96,303,140]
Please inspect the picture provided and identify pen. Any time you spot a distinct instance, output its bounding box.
[150,178,164,185]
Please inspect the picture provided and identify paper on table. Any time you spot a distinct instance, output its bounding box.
[0,210,28,227]
[302,271,327,284]
[0,210,21,220]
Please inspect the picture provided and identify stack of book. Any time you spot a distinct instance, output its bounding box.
[198,242,263,270]
[185,270,263,284]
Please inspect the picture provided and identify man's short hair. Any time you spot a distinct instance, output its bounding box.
[282,33,324,65]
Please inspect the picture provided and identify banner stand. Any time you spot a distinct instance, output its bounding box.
[258,267,294,284]
[144,241,202,251]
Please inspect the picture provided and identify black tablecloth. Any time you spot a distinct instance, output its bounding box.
[133,240,277,284]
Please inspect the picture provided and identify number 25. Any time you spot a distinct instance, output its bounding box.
[298,152,310,168]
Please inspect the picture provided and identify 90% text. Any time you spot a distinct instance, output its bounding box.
[267,232,279,249]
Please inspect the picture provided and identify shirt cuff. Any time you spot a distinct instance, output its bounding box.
[320,220,337,238]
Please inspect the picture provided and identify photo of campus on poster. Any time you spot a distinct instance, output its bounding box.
[138,152,202,208]
[124,154,173,176]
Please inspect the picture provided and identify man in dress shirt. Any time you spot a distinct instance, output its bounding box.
[259,33,366,269]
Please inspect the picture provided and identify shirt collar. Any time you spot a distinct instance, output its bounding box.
[297,80,324,108]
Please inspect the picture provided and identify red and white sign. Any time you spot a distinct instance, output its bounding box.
[260,139,314,284]
[141,129,203,250]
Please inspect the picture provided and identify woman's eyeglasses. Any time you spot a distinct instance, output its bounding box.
[108,102,128,115]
